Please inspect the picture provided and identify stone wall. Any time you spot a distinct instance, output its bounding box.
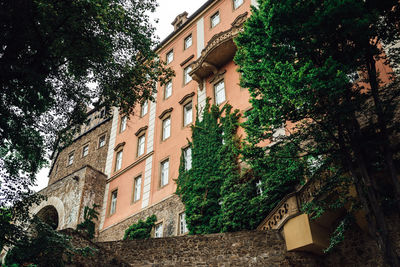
[98,194,185,242]
[49,116,112,185]
[99,230,320,267]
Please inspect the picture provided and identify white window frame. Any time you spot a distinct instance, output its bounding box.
[162,117,171,140]
[183,147,192,171]
[183,101,193,126]
[184,65,192,84]
[179,212,188,235]
[82,144,89,157]
[160,159,169,187]
[137,134,145,157]
[184,34,192,49]
[141,101,148,117]
[233,0,244,9]
[211,11,220,28]
[166,50,173,64]
[155,223,163,238]
[165,81,172,99]
[115,150,123,171]
[68,152,74,166]
[110,190,118,215]
[98,134,106,148]
[214,80,226,105]
[133,176,142,202]
[120,116,127,133]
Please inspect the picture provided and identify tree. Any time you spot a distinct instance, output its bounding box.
[235,0,400,265]
[0,0,172,254]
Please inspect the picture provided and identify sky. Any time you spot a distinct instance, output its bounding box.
[32,0,208,192]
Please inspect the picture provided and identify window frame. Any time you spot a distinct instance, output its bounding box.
[137,134,146,157]
[141,101,148,117]
[67,152,74,166]
[160,158,169,187]
[183,101,193,126]
[154,222,163,238]
[98,134,106,148]
[133,175,142,202]
[233,0,244,9]
[120,115,127,133]
[210,11,220,28]
[82,144,89,157]
[214,79,226,105]
[184,34,192,50]
[110,189,118,215]
[162,116,171,141]
[164,80,172,99]
[115,150,123,172]
[184,65,192,85]
[166,49,174,64]
[183,147,192,171]
[179,212,188,235]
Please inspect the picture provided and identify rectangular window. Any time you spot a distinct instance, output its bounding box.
[184,34,192,49]
[184,147,192,171]
[160,159,169,187]
[115,150,123,171]
[98,134,106,148]
[120,116,127,133]
[165,81,172,99]
[183,101,193,126]
[162,117,171,140]
[110,190,118,215]
[184,65,192,84]
[141,101,148,117]
[68,153,74,166]
[233,0,244,9]
[179,212,188,234]
[211,11,220,28]
[82,144,89,157]
[166,50,173,64]
[155,223,163,238]
[137,135,145,156]
[256,180,263,195]
[133,176,142,202]
[214,80,226,105]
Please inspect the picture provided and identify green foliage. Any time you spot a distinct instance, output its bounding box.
[235,0,400,262]
[76,204,99,239]
[4,217,74,267]
[177,100,264,234]
[123,215,157,240]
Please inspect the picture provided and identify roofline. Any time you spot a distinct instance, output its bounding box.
[155,0,218,53]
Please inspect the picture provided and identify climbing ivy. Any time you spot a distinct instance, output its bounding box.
[76,204,100,239]
[123,215,157,240]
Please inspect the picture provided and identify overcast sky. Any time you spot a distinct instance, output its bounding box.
[32,0,208,192]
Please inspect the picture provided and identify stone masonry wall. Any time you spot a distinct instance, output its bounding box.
[99,230,320,267]
[98,194,185,242]
[49,117,112,185]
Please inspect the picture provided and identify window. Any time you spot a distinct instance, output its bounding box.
[160,159,169,187]
[214,80,226,105]
[115,150,123,171]
[110,190,118,215]
[68,153,74,166]
[155,223,163,238]
[120,116,127,133]
[184,65,192,84]
[184,34,192,49]
[141,101,148,117]
[162,117,171,140]
[211,11,220,28]
[183,147,192,171]
[166,50,173,64]
[98,134,106,148]
[100,108,106,118]
[183,101,193,126]
[82,144,89,157]
[137,134,145,157]
[179,213,188,235]
[165,81,172,99]
[133,176,142,202]
[233,0,244,9]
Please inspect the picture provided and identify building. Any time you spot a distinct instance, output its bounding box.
[97,0,259,241]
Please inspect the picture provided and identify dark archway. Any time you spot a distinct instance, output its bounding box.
[36,205,59,229]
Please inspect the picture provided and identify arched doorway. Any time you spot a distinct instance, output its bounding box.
[36,205,59,229]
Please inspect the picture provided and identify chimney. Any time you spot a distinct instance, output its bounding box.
[171,12,188,31]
